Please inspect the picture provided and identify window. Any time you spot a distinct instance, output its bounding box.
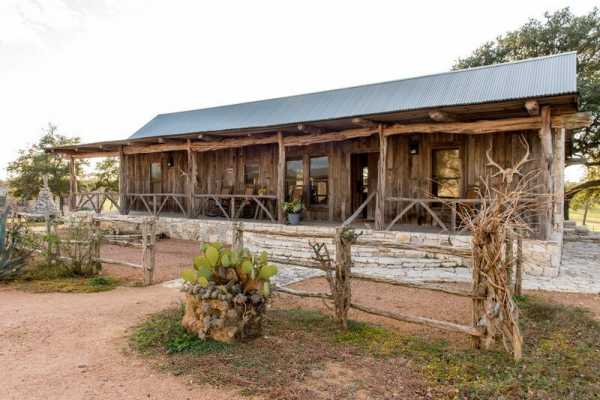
[432,149,461,198]
[150,161,162,193]
[286,159,304,200]
[309,156,328,205]
[244,162,259,186]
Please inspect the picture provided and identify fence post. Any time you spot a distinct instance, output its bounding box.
[514,237,523,296]
[232,222,244,251]
[505,230,514,290]
[334,227,353,329]
[142,218,156,286]
[91,217,101,274]
[471,245,484,349]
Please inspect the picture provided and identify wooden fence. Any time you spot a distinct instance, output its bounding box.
[27,214,157,286]
[232,222,524,351]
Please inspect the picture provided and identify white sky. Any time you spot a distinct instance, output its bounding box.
[0,0,594,182]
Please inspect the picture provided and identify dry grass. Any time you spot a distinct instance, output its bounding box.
[130,295,600,399]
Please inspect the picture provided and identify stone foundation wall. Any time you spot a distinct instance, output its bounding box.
[153,216,561,278]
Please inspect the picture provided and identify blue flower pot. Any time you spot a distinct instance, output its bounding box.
[287,213,301,225]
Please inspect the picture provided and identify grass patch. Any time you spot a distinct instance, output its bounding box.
[12,261,121,293]
[130,297,600,399]
[14,275,120,293]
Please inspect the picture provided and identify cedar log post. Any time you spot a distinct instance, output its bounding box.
[277,132,285,224]
[334,227,353,329]
[552,128,565,243]
[539,106,553,240]
[232,222,243,251]
[142,219,156,286]
[471,244,484,349]
[118,146,129,215]
[68,155,77,211]
[185,139,194,217]
[375,124,387,230]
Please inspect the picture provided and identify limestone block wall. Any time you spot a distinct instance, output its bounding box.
[152,216,561,278]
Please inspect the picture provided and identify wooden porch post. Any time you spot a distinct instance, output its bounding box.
[185,139,196,217]
[551,128,565,242]
[539,106,553,240]
[375,124,387,230]
[277,131,285,224]
[118,146,129,215]
[68,155,77,211]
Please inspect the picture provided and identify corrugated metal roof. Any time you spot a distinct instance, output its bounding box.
[130,52,577,139]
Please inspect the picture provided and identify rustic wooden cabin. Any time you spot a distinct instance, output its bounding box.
[50,52,591,242]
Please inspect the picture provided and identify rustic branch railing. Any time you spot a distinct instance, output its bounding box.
[385,197,482,233]
[74,191,120,213]
[126,193,186,217]
[232,223,491,339]
[341,191,377,227]
[193,194,277,222]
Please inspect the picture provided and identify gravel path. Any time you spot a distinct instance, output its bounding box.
[0,285,242,400]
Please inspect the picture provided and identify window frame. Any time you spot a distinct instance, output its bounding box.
[431,146,463,199]
[308,155,329,207]
[150,161,162,194]
[285,158,304,201]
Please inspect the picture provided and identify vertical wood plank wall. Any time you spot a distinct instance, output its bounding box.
[124,130,548,237]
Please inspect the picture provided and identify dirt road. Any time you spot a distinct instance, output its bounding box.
[0,285,241,400]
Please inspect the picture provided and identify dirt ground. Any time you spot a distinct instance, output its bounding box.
[100,239,199,283]
[2,241,600,399]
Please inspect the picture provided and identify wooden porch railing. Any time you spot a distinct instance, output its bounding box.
[386,197,483,233]
[74,191,120,213]
[193,194,277,222]
[127,193,187,216]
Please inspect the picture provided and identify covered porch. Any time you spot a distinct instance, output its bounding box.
[57,108,589,240]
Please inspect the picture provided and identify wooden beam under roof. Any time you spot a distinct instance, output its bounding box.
[383,112,593,136]
[428,110,457,122]
[297,124,323,135]
[351,117,378,129]
[49,111,592,157]
[525,100,540,116]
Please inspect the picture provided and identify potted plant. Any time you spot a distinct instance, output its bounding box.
[282,199,303,225]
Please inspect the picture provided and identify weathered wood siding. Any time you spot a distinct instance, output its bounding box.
[124,130,546,236]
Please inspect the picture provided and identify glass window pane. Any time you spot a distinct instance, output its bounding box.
[432,149,460,198]
[286,159,304,200]
[245,163,259,186]
[151,162,162,193]
[310,156,328,205]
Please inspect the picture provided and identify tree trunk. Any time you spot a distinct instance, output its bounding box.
[583,197,591,225]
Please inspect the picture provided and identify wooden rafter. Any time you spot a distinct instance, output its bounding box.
[524,100,540,116]
[428,110,457,122]
[297,124,323,135]
[351,117,378,129]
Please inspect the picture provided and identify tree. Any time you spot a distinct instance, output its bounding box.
[6,124,86,208]
[454,7,600,167]
[92,157,119,192]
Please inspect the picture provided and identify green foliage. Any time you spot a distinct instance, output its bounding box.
[282,199,303,214]
[131,306,231,355]
[42,216,102,277]
[6,123,86,202]
[91,157,119,192]
[0,207,34,280]
[454,7,600,166]
[181,243,278,294]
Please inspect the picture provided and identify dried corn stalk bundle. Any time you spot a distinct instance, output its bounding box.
[461,136,543,361]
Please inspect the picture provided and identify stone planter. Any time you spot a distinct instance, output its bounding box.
[181,291,265,343]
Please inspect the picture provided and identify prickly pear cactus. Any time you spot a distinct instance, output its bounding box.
[180,243,277,342]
